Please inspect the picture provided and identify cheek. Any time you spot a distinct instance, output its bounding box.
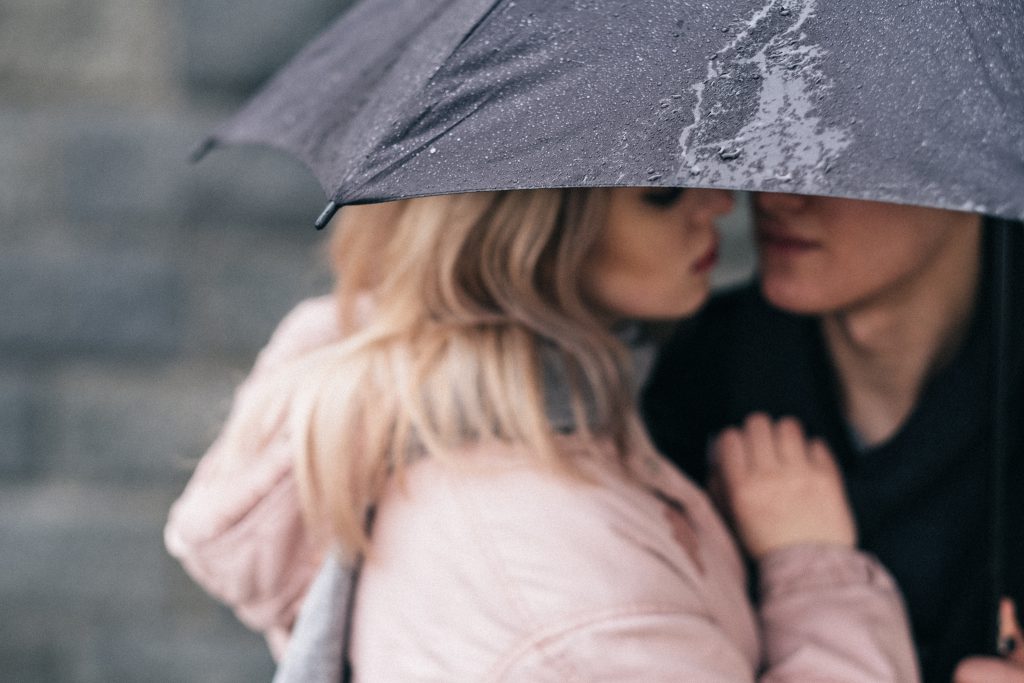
[759,245,920,314]
[584,211,711,319]
[586,255,711,319]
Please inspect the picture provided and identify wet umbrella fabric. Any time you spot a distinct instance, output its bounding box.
[198,0,1024,226]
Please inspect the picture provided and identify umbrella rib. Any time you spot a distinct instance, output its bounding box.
[988,218,1013,653]
[344,89,502,203]
[331,0,506,200]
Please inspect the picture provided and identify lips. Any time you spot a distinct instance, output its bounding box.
[691,234,720,273]
[756,215,821,253]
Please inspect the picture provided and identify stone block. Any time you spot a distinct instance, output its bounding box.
[0,108,61,228]
[0,0,179,104]
[0,243,184,358]
[184,143,327,229]
[0,483,172,603]
[58,109,201,224]
[183,225,332,357]
[0,482,274,682]
[0,372,34,477]
[43,361,240,483]
[32,103,324,232]
[79,609,275,683]
[0,600,272,682]
[183,0,353,94]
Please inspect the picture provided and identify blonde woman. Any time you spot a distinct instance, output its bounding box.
[167,187,919,681]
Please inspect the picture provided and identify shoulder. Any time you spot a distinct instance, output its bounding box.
[353,442,755,680]
[254,295,343,371]
[365,442,709,617]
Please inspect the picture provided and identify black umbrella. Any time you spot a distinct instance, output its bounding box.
[195,0,1022,656]
[196,0,1024,228]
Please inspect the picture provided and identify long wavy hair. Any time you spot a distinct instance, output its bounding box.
[250,189,643,552]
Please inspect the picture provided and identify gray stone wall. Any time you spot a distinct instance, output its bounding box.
[0,2,754,681]
[1,1,343,680]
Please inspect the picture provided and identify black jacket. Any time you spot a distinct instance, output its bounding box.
[642,221,1023,683]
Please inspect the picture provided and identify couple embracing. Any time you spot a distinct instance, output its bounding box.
[166,186,1022,682]
[165,0,1024,679]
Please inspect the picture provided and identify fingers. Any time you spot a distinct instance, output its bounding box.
[714,427,749,482]
[713,413,838,478]
[711,413,856,558]
[731,413,813,472]
[808,437,838,471]
[774,416,808,466]
[1000,598,1024,664]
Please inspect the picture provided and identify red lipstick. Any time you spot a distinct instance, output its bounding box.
[692,235,720,273]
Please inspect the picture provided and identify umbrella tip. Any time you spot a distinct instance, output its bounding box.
[189,138,217,164]
[314,200,341,230]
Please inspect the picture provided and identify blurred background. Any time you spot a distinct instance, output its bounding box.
[0,1,753,680]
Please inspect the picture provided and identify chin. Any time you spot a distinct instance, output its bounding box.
[657,287,710,320]
[759,277,833,315]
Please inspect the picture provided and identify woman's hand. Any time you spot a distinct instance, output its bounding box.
[711,413,856,560]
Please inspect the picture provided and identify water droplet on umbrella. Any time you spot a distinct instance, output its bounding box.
[659,98,671,108]
[718,146,742,161]
[689,165,703,176]
[429,146,437,154]
[779,7,792,16]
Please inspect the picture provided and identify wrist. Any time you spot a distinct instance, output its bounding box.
[757,544,893,602]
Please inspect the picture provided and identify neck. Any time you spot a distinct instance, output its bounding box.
[822,222,982,446]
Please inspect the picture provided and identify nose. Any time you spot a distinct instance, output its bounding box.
[754,192,811,215]
[690,189,735,221]
[708,189,735,217]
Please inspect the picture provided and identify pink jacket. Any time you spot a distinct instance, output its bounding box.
[165,298,920,681]
[164,297,341,657]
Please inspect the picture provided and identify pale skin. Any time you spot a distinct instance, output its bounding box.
[712,413,856,559]
[750,192,1022,680]
[755,193,983,445]
[586,187,733,320]
[588,188,857,563]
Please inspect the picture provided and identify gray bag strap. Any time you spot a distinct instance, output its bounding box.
[272,550,361,683]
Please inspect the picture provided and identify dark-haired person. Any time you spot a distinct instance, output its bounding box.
[644,193,1024,682]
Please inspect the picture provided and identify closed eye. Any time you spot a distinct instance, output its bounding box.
[642,187,685,208]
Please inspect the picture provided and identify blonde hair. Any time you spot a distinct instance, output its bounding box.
[274,189,641,551]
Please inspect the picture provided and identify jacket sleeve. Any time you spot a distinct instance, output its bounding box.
[757,545,921,683]
[497,546,919,682]
[163,296,342,659]
[494,610,759,682]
